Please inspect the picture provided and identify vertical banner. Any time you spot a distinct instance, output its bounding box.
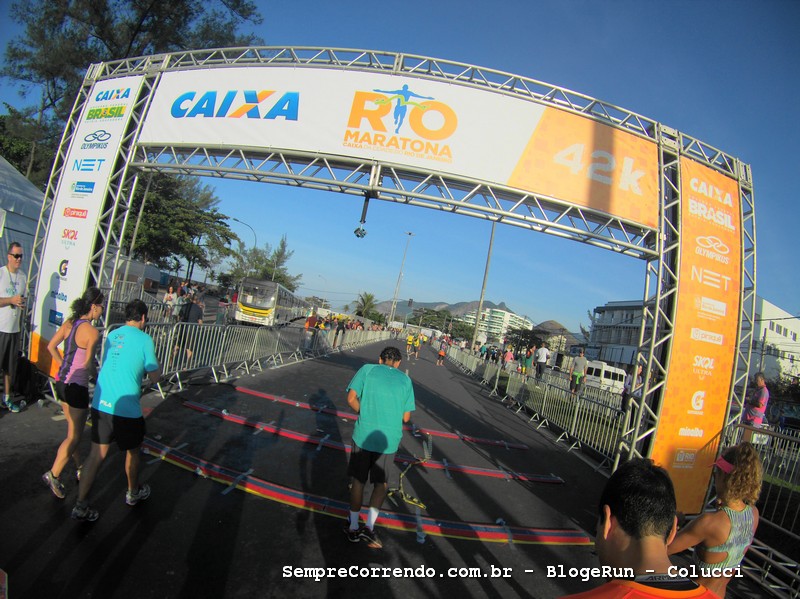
[651,157,742,513]
[29,76,144,374]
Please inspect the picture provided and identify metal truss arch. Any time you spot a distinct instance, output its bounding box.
[130,144,658,259]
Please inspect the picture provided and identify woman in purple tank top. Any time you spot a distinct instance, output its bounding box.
[42,287,104,499]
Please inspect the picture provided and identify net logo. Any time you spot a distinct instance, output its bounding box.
[690,177,734,206]
[170,90,299,121]
[689,391,705,415]
[695,235,730,265]
[72,158,106,172]
[344,85,456,162]
[71,181,95,195]
[688,198,735,231]
[95,88,131,102]
[691,328,723,345]
[691,265,733,292]
[673,448,697,469]
[64,207,88,219]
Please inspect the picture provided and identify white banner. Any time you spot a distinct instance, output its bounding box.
[31,76,143,371]
[138,67,547,186]
[138,67,659,228]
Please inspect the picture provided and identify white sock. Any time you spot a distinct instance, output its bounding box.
[367,507,379,530]
[349,511,360,530]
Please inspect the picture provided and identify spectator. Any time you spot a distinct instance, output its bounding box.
[0,241,26,412]
[534,343,550,382]
[668,442,762,598]
[742,372,769,428]
[569,348,588,397]
[561,459,716,598]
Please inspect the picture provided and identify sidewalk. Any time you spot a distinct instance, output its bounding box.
[1,341,612,598]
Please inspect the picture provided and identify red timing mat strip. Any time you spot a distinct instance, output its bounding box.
[141,437,590,545]
[183,400,562,484]
[236,386,529,450]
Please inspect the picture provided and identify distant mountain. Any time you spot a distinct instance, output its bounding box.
[375,299,515,319]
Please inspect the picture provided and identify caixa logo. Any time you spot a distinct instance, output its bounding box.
[171,90,299,120]
[95,88,131,102]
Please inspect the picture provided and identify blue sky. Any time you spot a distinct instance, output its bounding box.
[1,0,798,334]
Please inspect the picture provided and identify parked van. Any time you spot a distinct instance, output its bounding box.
[584,361,626,394]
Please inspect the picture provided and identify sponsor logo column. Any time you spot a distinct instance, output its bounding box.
[650,158,742,513]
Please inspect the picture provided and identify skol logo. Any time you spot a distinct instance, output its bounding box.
[344,84,457,161]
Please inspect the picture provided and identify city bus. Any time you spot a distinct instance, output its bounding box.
[234,277,309,326]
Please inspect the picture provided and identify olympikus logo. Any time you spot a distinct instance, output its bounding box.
[695,235,731,265]
[64,207,88,219]
[170,90,299,120]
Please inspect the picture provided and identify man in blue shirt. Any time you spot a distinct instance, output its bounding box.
[344,346,415,548]
[71,300,161,522]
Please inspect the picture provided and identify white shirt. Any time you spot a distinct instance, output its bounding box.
[0,266,26,333]
[534,347,550,363]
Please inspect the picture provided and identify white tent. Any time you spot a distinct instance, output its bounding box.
[0,155,44,290]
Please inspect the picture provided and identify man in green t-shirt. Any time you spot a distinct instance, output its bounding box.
[344,346,415,548]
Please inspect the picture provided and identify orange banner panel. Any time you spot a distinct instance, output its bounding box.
[508,107,659,229]
[651,158,742,513]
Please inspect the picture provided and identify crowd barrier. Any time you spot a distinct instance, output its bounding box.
[92,320,391,392]
[447,345,626,467]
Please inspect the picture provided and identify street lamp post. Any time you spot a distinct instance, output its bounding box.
[388,232,414,326]
[318,274,328,313]
[231,217,257,279]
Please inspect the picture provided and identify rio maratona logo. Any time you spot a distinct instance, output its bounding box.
[344,84,457,163]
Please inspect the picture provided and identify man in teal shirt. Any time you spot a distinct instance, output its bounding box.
[344,346,415,548]
[71,300,161,522]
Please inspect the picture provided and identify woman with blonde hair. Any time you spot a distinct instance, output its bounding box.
[669,442,763,597]
[43,287,104,498]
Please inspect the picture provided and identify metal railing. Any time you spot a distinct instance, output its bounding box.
[446,345,626,466]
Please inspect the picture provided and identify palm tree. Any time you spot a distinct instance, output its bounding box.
[354,292,377,317]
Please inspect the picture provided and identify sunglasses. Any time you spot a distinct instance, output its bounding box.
[8,253,23,259]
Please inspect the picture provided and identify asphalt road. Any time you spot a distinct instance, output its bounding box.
[0,341,762,599]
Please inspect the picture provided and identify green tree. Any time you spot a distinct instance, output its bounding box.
[354,292,377,318]
[263,235,302,291]
[122,174,237,275]
[505,326,546,350]
[3,0,263,128]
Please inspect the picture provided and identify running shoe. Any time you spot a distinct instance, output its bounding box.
[42,470,66,499]
[125,483,151,506]
[71,503,99,522]
[343,524,361,543]
[358,526,383,549]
